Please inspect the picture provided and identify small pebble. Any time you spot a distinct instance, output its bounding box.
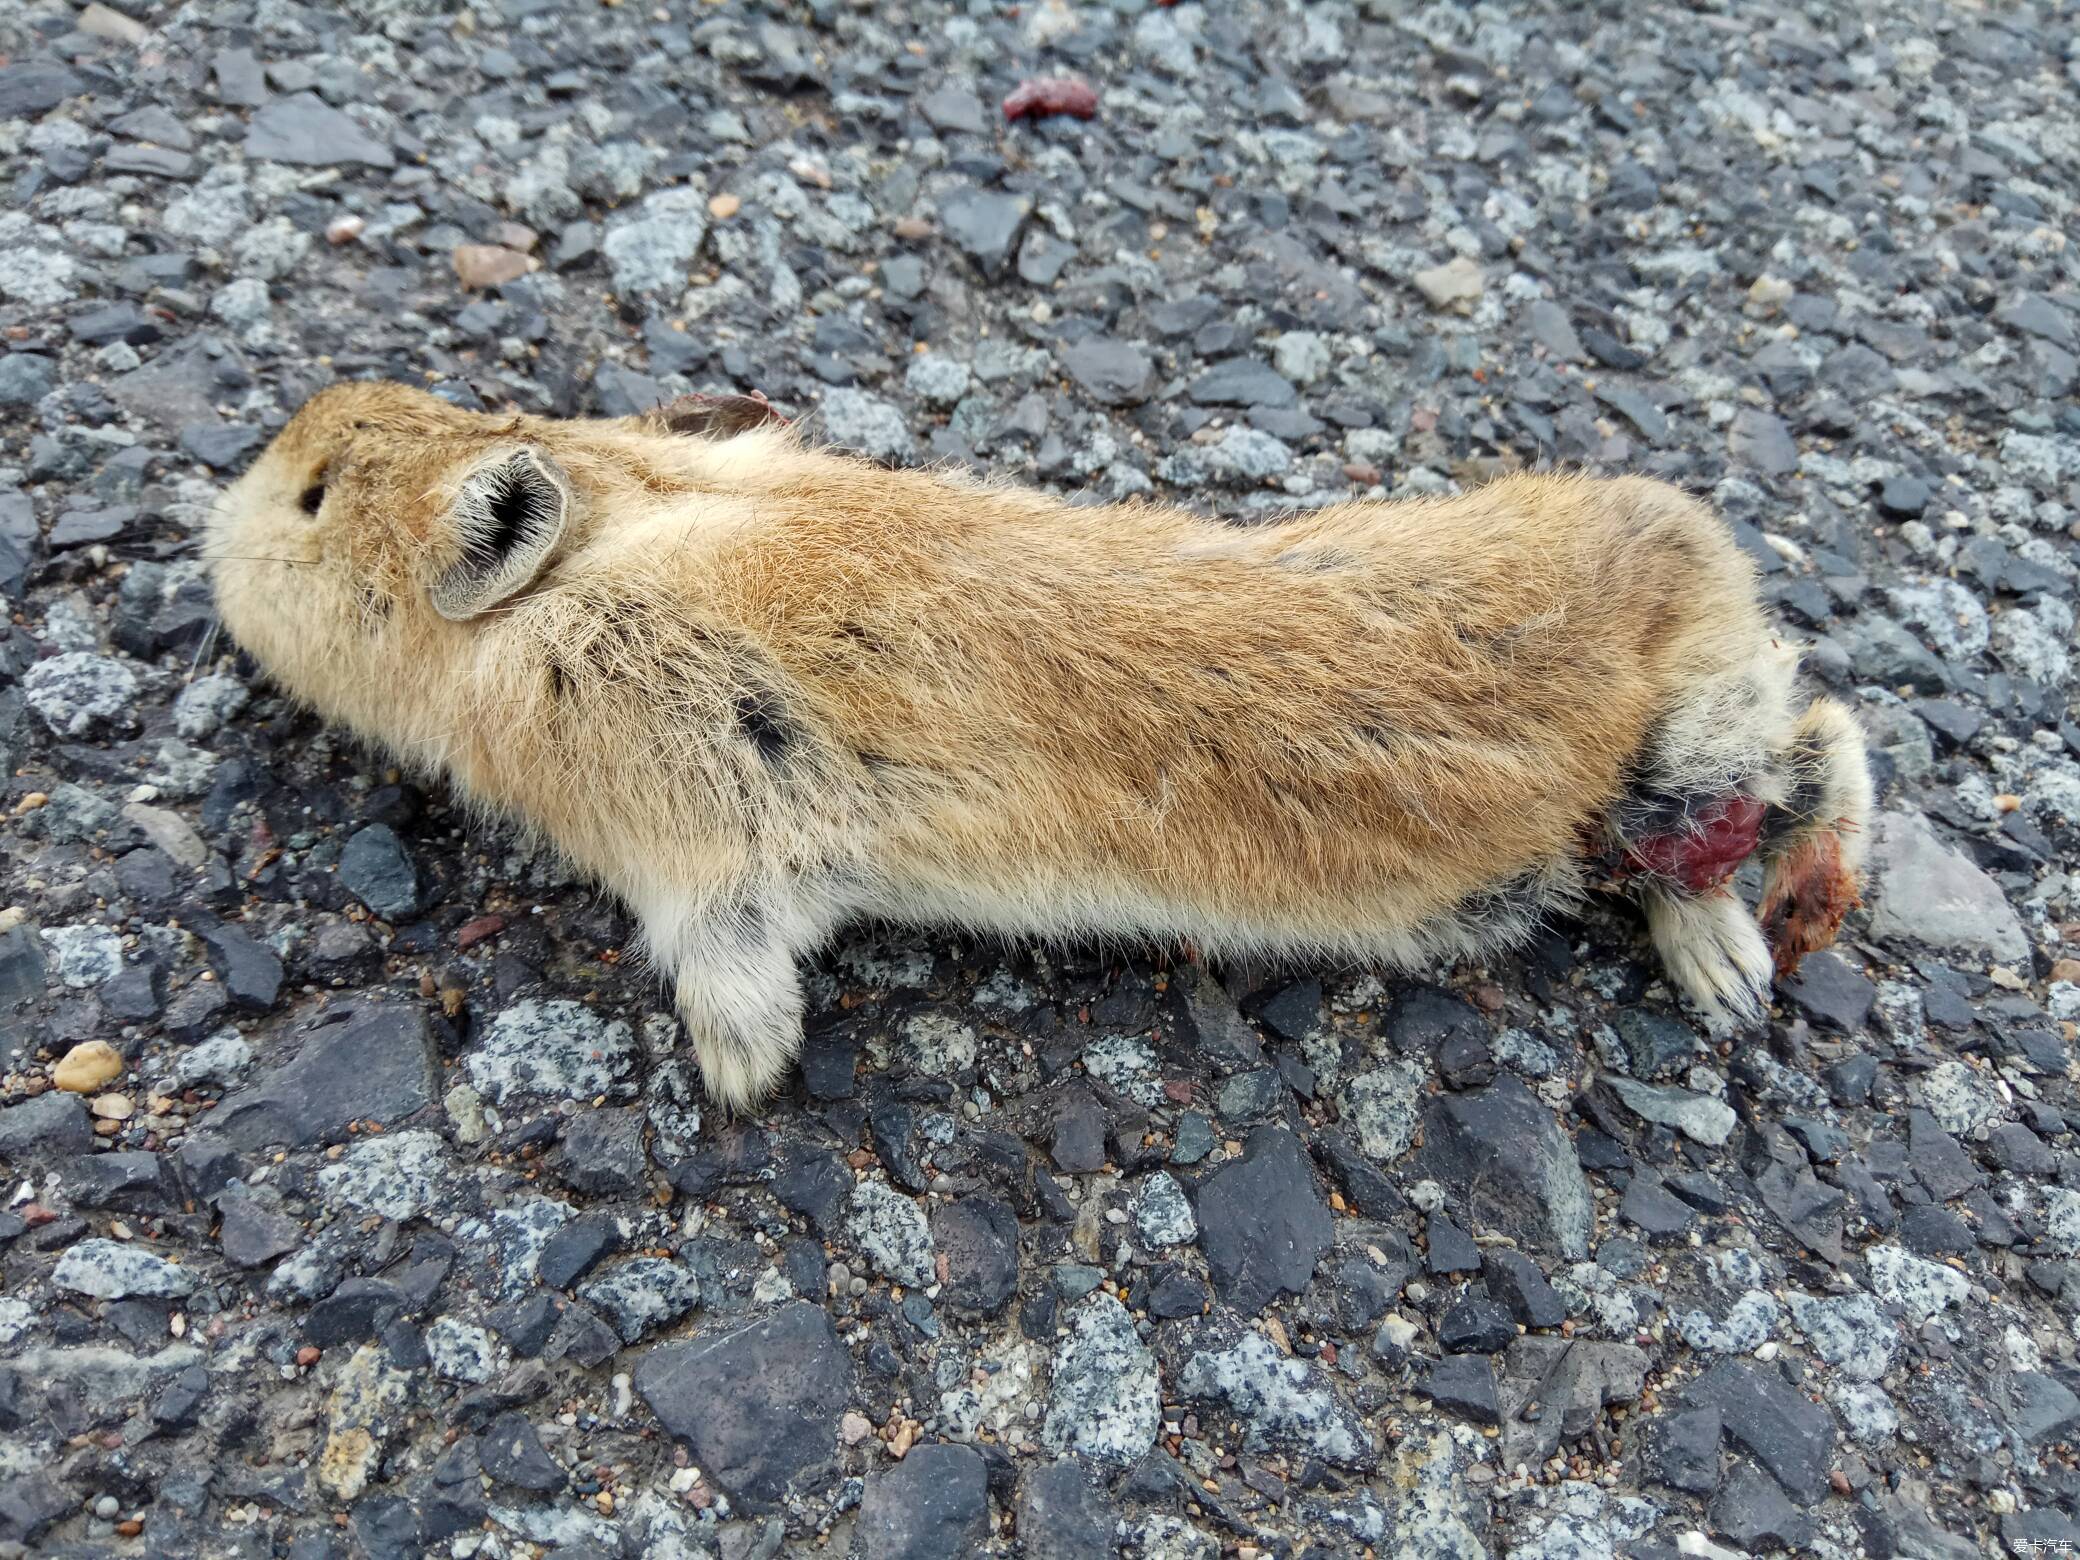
[53,1040,123,1093]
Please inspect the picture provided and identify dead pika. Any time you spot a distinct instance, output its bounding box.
[208,380,1871,1111]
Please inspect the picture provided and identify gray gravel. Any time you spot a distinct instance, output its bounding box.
[2,0,2079,1556]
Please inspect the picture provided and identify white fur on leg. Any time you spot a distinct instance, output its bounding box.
[672,937,805,1113]
[1642,888,1774,1028]
[633,887,814,1113]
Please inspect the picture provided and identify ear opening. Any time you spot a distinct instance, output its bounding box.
[430,448,570,621]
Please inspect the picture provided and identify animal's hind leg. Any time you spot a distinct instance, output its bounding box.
[1756,697,1871,978]
[1640,885,1774,1028]
[1621,791,1775,1027]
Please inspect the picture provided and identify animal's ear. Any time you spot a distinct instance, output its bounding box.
[644,391,788,440]
[430,448,570,621]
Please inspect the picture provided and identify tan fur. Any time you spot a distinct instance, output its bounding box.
[208,382,1870,1109]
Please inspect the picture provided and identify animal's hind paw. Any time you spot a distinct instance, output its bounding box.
[1759,832,1860,979]
[1643,889,1774,1030]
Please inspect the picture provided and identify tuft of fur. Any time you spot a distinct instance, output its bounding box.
[207,383,1869,1108]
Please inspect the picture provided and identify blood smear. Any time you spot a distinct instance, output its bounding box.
[1622,793,1765,892]
[1003,77,1100,122]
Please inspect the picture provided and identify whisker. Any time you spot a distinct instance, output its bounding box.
[185,616,223,683]
[193,553,318,566]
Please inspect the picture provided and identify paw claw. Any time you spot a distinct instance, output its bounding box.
[1645,890,1774,1032]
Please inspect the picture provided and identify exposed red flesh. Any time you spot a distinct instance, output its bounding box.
[1003,77,1100,122]
[1621,793,1766,893]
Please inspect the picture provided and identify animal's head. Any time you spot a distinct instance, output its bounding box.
[206,379,787,743]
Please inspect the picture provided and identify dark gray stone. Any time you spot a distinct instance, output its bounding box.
[212,47,269,108]
[939,187,1027,279]
[1900,1202,1975,1256]
[164,977,232,1042]
[1913,698,1982,751]
[772,1148,852,1230]
[152,1363,208,1430]
[1710,1461,1813,1550]
[49,506,132,548]
[108,105,194,151]
[1412,1077,1593,1258]
[918,86,989,136]
[2008,1370,2080,1448]
[1621,1170,1699,1243]
[105,144,195,179]
[0,355,55,406]
[1781,950,1876,1032]
[931,1195,1019,1315]
[1483,1248,1566,1329]
[195,916,284,1011]
[1728,408,1798,475]
[1148,1269,1209,1319]
[1908,1108,1983,1201]
[547,1300,622,1367]
[0,1089,91,1159]
[338,823,423,920]
[1175,965,1262,1073]
[1595,384,1668,444]
[1823,1053,1879,1108]
[1421,1354,1500,1425]
[206,1005,437,1150]
[1998,293,2075,348]
[0,64,82,119]
[1051,1086,1109,1173]
[304,1277,409,1346]
[1333,1247,1408,1329]
[560,1106,648,1197]
[1061,338,1154,406]
[218,1192,303,1267]
[2003,1510,2080,1556]
[0,1472,71,1547]
[857,1441,989,1560]
[180,422,266,471]
[633,1301,853,1514]
[1193,1126,1333,1314]
[1652,1404,1723,1495]
[1425,1213,1481,1275]
[1014,1460,1118,1560]
[1989,1122,2056,1176]
[1878,475,1931,517]
[480,1412,567,1492]
[1017,229,1076,286]
[1684,1359,1837,1506]
[0,927,45,1008]
[1439,1293,1516,1354]
[245,92,396,167]
[537,1211,621,1290]
[1186,358,1298,409]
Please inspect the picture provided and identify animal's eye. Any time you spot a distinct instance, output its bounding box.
[299,484,325,515]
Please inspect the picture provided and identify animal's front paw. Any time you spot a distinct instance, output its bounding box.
[1644,889,1774,1030]
[670,942,806,1114]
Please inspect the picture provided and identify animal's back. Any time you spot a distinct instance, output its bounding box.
[638,464,1760,954]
